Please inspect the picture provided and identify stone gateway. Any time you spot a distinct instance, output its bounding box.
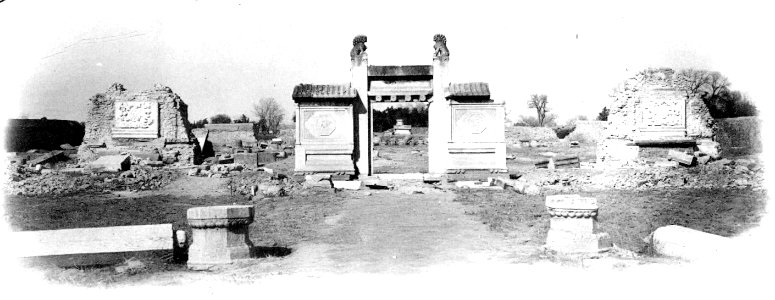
[292,35,507,176]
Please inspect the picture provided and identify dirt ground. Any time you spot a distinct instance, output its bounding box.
[3,142,770,288]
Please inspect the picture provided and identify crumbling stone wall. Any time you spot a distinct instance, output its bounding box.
[200,123,259,149]
[78,83,195,163]
[598,68,715,167]
[686,97,715,138]
[81,83,193,146]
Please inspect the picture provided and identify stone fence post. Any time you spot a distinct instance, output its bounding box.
[186,205,254,269]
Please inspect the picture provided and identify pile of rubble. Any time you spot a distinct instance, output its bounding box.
[228,170,294,199]
[5,164,180,197]
[528,157,764,192]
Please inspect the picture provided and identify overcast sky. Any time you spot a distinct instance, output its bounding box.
[2,0,772,124]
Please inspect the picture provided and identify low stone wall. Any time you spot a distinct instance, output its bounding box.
[505,126,558,144]
[715,117,761,156]
[5,119,85,152]
[202,123,258,149]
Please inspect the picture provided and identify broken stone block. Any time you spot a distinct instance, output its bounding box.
[696,155,711,165]
[523,184,541,195]
[186,205,255,270]
[544,194,610,253]
[696,139,721,159]
[332,180,362,190]
[303,174,332,188]
[28,150,66,167]
[257,152,276,164]
[88,155,130,172]
[650,225,731,261]
[361,176,389,189]
[422,174,442,183]
[233,153,258,168]
[654,160,679,168]
[668,150,695,166]
[258,182,284,196]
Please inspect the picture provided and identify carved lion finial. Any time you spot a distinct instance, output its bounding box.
[433,34,446,44]
[351,35,368,62]
[353,35,367,45]
[433,34,449,59]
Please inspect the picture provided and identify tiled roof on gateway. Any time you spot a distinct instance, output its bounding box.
[446,82,490,98]
[292,84,357,99]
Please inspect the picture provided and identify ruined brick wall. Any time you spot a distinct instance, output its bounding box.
[81,83,193,146]
[598,68,715,167]
[605,69,713,139]
[686,97,715,138]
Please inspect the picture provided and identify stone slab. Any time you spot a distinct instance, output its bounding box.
[375,173,426,180]
[234,153,258,167]
[332,180,362,190]
[127,150,161,161]
[10,224,172,257]
[650,225,731,261]
[88,154,131,172]
[28,150,65,166]
[257,152,277,164]
[668,150,696,166]
[545,194,598,210]
[187,205,254,220]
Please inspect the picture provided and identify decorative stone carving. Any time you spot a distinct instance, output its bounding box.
[306,111,338,137]
[112,101,159,139]
[545,195,611,253]
[186,205,254,269]
[350,35,368,64]
[433,34,449,61]
[458,111,487,134]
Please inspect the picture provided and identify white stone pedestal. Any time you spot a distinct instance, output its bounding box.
[545,195,611,253]
[186,205,254,269]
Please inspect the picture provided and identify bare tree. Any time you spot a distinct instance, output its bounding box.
[252,97,285,133]
[676,68,710,98]
[705,71,730,98]
[528,94,549,127]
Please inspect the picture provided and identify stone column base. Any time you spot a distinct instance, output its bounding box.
[546,230,612,253]
[186,205,254,270]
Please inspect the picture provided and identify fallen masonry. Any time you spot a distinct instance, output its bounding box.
[649,225,731,261]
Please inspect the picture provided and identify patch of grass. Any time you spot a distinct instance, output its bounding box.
[453,190,549,246]
[453,188,767,254]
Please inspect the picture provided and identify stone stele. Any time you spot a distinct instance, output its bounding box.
[186,205,254,269]
[545,194,611,253]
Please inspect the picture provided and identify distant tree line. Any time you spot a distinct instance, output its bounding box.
[373,106,428,132]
